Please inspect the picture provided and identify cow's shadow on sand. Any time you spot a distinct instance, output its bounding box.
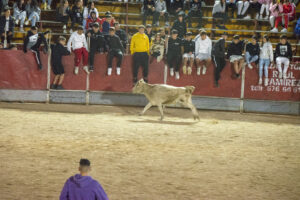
[128,119,199,125]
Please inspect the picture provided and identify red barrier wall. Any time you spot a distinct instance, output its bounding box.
[0,50,48,90]
[244,63,300,101]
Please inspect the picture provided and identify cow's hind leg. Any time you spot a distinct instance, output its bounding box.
[139,102,152,116]
[158,104,164,121]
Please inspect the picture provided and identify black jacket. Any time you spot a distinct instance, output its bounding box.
[212,38,226,57]
[106,34,125,53]
[171,0,183,12]
[71,5,83,20]
[275,42,292,60]
[0,16,14,34]
[172,19,186,38]
[116,28,127,47]
[167,37,182,55]
[182,39,194,53]
[143,0,155,11]
[246,43,260,56]
[227,40,245,58]
[190,0,202,11]
[87,29,106,50]
[51,43,70,66]
[23,31,48,52]
[145,30,153,42]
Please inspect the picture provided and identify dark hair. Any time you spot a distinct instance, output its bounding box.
[109,27,115,31]
[233,35,240,40]
[280,34,287,40]
[146,24,152,28]
[200,31,207,36]
[58,36,66,42]
[92,22,99,28]
[263,35,269,41]
[252,35,258,41]
[87,1,94,13]
[77,25,84,30]
[171,29,178,34]
[31,26,38,31]
[79,159,90,166]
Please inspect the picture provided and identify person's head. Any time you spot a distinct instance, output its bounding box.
[92,22,99,32]
[114,22,120,30]
[138,25,145,34]
[32,0,38,7]
[171,29,178,39]
[58,36,67,45]
[75,0,82,7]
[79,159,91,175]
[178,14,184,22]
[4,8,10,17]
[31,26,38,34]
[106,15,112,22]
[233,35,240,44]
[154,33,161,41]
[77,26,84,35]
[159,28,165,36]
[251,36,257,45]
[280,34,287,44]
[186,32,192,40]
[27,0,32,4]
[194,0,198,2]
[88,1,95,9]
[200,30,207,40]
[62,0,69,7]
[18,0,24,5]
[109,27,115,36]
[221,32,228,40]
[146,24,152,33]
[90,11,96,19]
[262,35,269,43]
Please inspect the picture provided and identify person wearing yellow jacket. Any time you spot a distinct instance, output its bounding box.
[130,25,150,84]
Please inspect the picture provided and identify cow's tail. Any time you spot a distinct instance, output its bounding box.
[185,86,195,94]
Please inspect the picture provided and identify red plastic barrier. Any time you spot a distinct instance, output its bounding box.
[244,62,300,101]
[0,50,48,90]
[167,62,242,98]
[89,54,165,92]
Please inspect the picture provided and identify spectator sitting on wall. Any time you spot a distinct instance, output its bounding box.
[194,30,212,76]
[0,7,15,48]
[171,11,186,39]
[23,26,49,70]
[212,32,228,88]
[25,0,41,27]
[70,0,83,33]
[59,159,109,200]
[13,0,27,32]
[150,32,165,63]
[153,0,169,27]
[50,36,71,90]
[130,25,150,84]
[259,34,273,86]
[167,29,183,80]
[186,0,202,28]
[227,35,245,79]
[56,0,71,34]
[142,0,155,25]
[67,25,89,75]
[212,0,228,30]
[106,27,124,76]
[85,11,101,30]
[182,32,195,75]
[170,0,184,16]
[226,0,237,18]
[86,22,106,72]
[275,34,292,79]
[114,22,128,51]
[245,35,260,69]
[83,1,98,32]
[145,24,153,42]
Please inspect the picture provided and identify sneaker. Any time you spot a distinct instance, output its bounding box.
[50,84,57,89]
[15,19,19,25]
[24,20,29,25]
[63,25,66,29]
[63,29,67,34]
[243,15,251,20]
[281,28,287,33]
[214,80,219,88]
[258,78,262,85]
[116,67,121,75]
[283,73,287,79]
[74,66,79,75]
[202,66,207,75]
[182,65,187,74]
[47,5,51,10]
[264,15,269,20]
[56,85,64,90]
[175,72,180,80]
[107,68,112,76]
[247,63,253,69]
[279,72,282,79]
[187,66,192,75]
[259,14,263,20]
[38,64,43,70]
[270,27,278,32]
[255,13,259,20]
[170,68,174,76]
[69,29,73,34]
[197,67,201,76]
[43,2,47,10]
[83,66,89,74]
[89,66,94,72]
[264,78,268,86]
[165,22,169,27]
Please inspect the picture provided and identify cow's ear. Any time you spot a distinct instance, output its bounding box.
[140,79,144,83]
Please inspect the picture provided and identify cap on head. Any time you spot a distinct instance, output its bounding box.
[79,159,91,166]
[200,30,207,36]
[171,29,178,35]
[105,11,111,15]
[31,26,38,31]
[58,36,66,42]
[233,35,240,40]
[77,26,84,30]
[109,27,115,31]
[186,32,192,36]
[280,34,287,40]
[146,24,152,28]
[92,22,99,28]
[138,25,145,30]
[178,11,185,17]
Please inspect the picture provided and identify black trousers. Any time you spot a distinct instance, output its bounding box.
[186,10,202,26]
[31,48,42,66]
[89,44,104,68]
[167,53,182,72]
[153,11,169,23]
[143,9,155,25]
[133,52,149,82]
[226,2,236,17]
[212,55,226,82]
[108,49,123,68]
[213,12,228,25]
[1,32,13,45]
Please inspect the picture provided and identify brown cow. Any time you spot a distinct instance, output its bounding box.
[132,79,200,121]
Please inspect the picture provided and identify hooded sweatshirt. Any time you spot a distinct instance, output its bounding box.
[269,2,283,17]
[194,35,212,56]
[260,42,273,61]
[59,174,109,200]
[246,42,260,56]
[67,31,88,52]
[275,42,292,60]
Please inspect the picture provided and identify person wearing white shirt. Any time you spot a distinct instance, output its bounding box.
[194,30,212,76]
[67,26,89,75]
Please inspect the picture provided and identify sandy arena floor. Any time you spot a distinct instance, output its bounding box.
[0,102,299,200]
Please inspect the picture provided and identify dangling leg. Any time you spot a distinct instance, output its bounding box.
[157,103,164,121]
[139,102,152,116]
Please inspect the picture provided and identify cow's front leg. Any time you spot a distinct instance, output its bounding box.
[185,97,200,121]
[139,102,152,116]
[158,104,164,121]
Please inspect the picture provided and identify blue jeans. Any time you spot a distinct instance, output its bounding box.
[245,52,258,64]
[28,12,40,27]
[42,0,52,5]
[259,59,270,78]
